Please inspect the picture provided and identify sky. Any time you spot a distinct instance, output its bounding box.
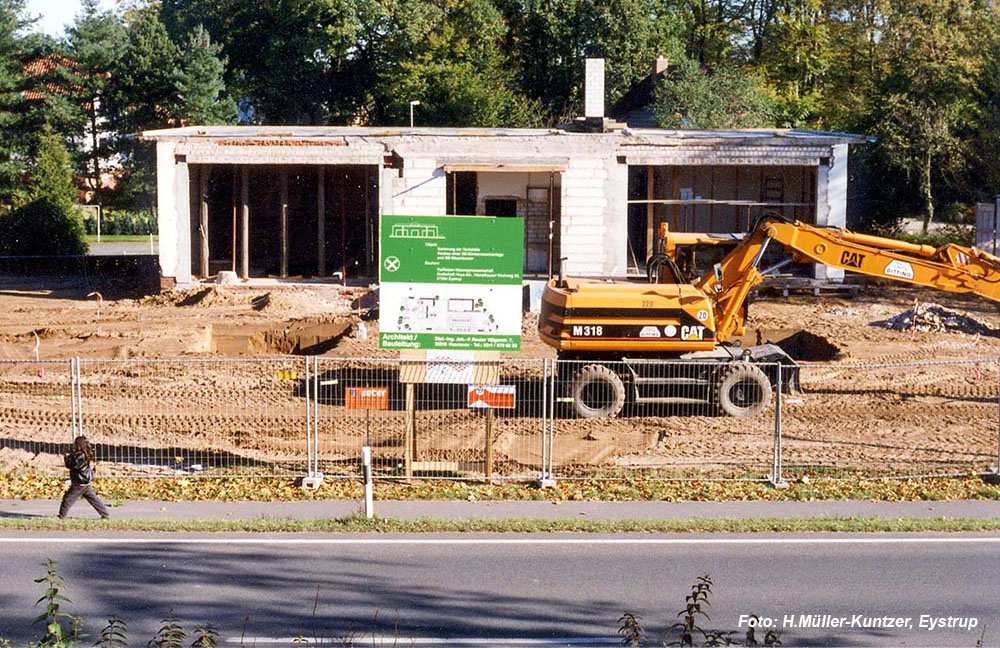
[23,0,117,37]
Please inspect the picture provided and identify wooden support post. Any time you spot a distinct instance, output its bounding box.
[317,167,326,277]
[547,171,555,279]
[240,167,249,280]
[231,166,237,273]
[645,165,654,261]
[280,168,289,278]
[484,408,494,480]
[671,167,680,231]
[404,383,415,478]
[199,166,209,278]
[340,169,347,284]
[709,166,716,231]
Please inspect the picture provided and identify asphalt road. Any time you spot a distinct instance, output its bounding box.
[0,534,996,647]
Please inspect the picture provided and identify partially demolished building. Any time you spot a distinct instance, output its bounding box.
[144,125,862,290]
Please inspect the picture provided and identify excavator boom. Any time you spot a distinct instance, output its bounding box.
[537,216,1000,418]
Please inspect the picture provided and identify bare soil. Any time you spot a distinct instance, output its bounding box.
[2,276,999,478]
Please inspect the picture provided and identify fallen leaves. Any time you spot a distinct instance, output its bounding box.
[0,471,997,502]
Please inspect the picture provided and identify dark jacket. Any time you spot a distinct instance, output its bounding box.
[64,451,93,485]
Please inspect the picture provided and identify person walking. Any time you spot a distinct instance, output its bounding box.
[58,435,110,519]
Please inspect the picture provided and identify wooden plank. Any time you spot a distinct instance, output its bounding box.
[404,383,415,478]
[645,165,654,261]
[240,167,249,279]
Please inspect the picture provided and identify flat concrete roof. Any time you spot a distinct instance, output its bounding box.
[142,125,868,146]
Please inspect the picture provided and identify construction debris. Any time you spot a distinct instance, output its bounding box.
[877,302,995,335]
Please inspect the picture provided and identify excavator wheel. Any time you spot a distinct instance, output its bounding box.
[570,364,626,418]
[716,362,772,417]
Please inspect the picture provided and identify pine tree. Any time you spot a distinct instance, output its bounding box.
[174,24,236,125]
[0,0,29,203]
[66,0,128,208]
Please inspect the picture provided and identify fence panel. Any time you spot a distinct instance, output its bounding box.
[550,360,778,480]
[0,360,75,475]
[312,358,547,479]
[782,359,1000,479]
[77,358,309,477]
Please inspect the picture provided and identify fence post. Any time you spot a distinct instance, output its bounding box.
[70,358,78,440]
[75,357,83,437]
[770,363,788,489]
[305,355,312,477]
[539,358,557,488]
[313,356,320,478]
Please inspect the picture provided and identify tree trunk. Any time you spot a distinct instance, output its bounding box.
[920,151,934,233]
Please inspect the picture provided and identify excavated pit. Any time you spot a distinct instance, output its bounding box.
[206,319,351,355]
[774,329,844,361]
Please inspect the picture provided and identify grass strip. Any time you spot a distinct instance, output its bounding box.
[2,515,1000,534]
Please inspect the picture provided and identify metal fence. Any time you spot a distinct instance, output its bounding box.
[1,356,998,483]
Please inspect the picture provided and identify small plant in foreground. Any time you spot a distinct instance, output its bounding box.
[621,575,780,647]
[147,611,186,648]
[33,559,82,647]
[95,616,128,648]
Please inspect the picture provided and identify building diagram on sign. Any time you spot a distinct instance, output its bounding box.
[397,290,500,333]
[390,222,445,239]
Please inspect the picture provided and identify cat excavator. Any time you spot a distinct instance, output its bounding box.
[539,215,1000,417]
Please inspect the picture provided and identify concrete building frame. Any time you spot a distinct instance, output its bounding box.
[143,125,863,290]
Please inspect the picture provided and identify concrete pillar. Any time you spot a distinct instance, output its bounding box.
[606,156,629,276]
[814,144,848,281]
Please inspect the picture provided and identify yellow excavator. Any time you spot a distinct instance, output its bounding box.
[539,215,1000,417]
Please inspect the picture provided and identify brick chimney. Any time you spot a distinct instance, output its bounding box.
[652,57,669,86]
[584,58,605,119]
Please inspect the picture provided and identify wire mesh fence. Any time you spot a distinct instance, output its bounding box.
[550,360,780,480]
[0,359,74,474]
[310,358,548,480]
[76,358,310,477]
[1,356,998,482]
[779,359,1000,480]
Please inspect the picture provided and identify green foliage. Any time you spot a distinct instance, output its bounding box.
[32,559,82,647]
[26,125,78,209]
[619,575,781,647]
[95,616,128,648]
[652,59,776,129]
[147,611,186,648]
[0,0,30,202]
[82,208,156,235]
[0,198,88,255]
[190,624,219,648]
[871,0,985,230]
[174,25,236,125]
[66,0,128,206]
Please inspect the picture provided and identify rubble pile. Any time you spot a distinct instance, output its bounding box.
[877,302,994,335]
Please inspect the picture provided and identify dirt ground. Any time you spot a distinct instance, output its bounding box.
[2,275,999,478]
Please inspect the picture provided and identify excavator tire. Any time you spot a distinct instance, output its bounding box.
[570,364,626,418]
[716,362,772,417]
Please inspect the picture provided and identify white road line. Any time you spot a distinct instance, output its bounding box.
[0,536,999,545]
[225,637,618,646]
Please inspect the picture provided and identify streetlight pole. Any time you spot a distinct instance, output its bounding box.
[409,100,420,127]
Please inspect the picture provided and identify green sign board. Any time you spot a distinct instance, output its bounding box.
[379,215,524,351]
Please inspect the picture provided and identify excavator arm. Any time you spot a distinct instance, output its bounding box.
[686,217,1000,343]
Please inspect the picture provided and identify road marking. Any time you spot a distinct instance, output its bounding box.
[1,536,1000,546]
[226,637,618,646]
